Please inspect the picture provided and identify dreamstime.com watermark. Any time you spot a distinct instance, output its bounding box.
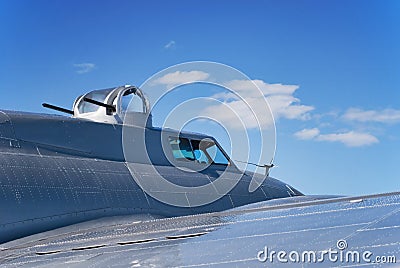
[257,239,397,264]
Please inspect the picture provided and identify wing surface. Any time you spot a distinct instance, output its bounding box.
[1,193,399,267]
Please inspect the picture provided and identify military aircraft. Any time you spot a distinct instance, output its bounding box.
[0,85,398,267]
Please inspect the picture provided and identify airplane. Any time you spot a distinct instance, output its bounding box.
[0,85,398,267]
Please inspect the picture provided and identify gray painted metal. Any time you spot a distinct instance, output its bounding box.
[0,193,399,267]
[0,108,298,243]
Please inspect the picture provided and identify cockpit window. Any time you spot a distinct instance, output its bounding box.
[191,139,211,164]
[169,137,195,161]
[121,93,144,115]
[204,142,230,165]
[169,137,229,166]
[78,90,110,114]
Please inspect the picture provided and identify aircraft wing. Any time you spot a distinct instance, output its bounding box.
[1,192,399,267]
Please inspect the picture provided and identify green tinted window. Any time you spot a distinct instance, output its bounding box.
[169,137,195,161]
[169,137,229,166]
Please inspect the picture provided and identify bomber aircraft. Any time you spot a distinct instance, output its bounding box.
[0,85,398,267]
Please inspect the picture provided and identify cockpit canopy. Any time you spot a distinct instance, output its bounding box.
[73,85,152,127]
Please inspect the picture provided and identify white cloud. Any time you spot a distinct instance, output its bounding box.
[74,63,95,74]
[152,70,210,88]
[217,79,314,123]
[294,128,320,140]
[202,97,275,129]
[151,73,313,130]
[294,128,379,147]
[343,108,400,124]
[224,80,299,96]
[164,40,176,49]
[317,131,379,147]
[267,95,314,120]
[198,79,315,130]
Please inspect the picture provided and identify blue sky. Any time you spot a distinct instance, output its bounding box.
[0,0,399,196]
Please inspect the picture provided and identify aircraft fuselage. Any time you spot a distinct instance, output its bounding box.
[0,110,300,243]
